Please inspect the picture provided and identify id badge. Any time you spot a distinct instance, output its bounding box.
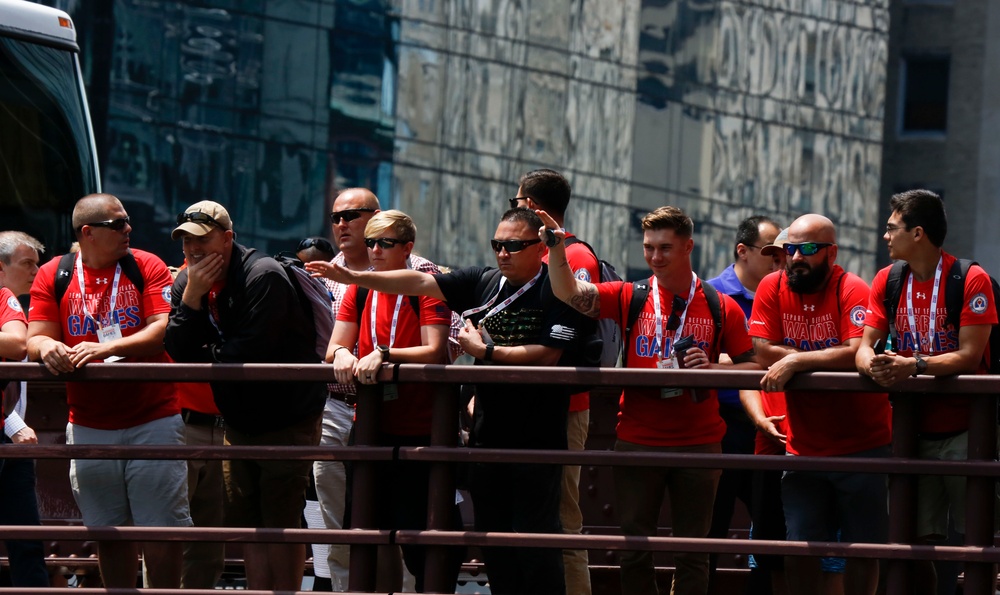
[383,383,399,402]
[657,356,683,398]
[97,324,124,363]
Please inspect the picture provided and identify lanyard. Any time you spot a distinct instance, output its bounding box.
[652,271,697,360]
[906,256,943,354]
[75,254,122,329]
[460,268,543,324]
[370,291,404,349]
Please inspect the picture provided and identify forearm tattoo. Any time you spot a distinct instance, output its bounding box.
[569,284,600,318]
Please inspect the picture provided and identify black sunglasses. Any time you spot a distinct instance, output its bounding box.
[329,208,376,224]
[490,238,541,254]
[508,196,527,209]
[783,242,833,257]
[77,216,130,232]
[298,237,335,253]
[364,237,405,249]
[177,211,225,229]
[666,295,687,332]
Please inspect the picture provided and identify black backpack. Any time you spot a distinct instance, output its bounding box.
[563,236,624,366]
[621,279,722,366]
[883,259,1000,372]
[54,251,144,304]
[270,253,335,362]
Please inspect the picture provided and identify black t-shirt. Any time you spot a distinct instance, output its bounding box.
[435,264,587,449]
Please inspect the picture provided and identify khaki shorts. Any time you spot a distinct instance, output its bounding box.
[917,432,968,540]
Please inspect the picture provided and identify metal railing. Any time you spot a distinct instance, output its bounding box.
[0,362,996,594]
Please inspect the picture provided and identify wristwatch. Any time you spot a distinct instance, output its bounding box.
[483,343,495,362]
[377,344,390,361]
[912,352,927,377]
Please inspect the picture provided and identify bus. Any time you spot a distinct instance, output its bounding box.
[0,0,100,252]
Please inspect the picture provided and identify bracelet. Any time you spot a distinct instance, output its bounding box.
[332,346,348,358]
[483,343,495,362]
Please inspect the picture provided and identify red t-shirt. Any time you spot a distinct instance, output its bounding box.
[337,286,451,436]
[543,233,600,413]
[865,252,998,434]
[754,390,787,455]
[749,266,891,456]
[29,250,179,429]
[597,276,752,446]
[0,287,26,429]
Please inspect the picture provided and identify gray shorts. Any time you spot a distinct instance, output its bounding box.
[917,432,968,540]
[68,415,192,527]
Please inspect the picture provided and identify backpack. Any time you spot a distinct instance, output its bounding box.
[563,236,624,367]
[884,258,1000,373]
[621,279,722,366]
[271,253,335,362]
[54,251,144,305]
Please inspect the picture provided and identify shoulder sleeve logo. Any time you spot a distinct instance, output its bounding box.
[162,286,172,304]
[7,296,22,313]
[850,305,866,327]
[970,292,988,315]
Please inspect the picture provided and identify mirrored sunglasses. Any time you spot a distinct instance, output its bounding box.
[783,242,833,257]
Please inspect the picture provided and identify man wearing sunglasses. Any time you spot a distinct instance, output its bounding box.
[27,194,190,588]
[538,206,757,595]
[307,207,588,595]
[748,214,891,595]
[856,190,996,591]
[165,200,326,590]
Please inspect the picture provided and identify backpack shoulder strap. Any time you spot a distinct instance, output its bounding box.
[119,250,145,294]
[622,281,650,366]
[884,261,909,345]
[945,258,974,331]
[700,279,724,356]
[53,253,76,305]
[354,286,370,325]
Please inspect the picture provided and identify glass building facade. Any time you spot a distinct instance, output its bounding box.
[50,0,888,279]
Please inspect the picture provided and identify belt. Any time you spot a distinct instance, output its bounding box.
[181,408,225,428]
[327,391,356,407]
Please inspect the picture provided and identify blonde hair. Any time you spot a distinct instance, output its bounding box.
[365,210,415,243]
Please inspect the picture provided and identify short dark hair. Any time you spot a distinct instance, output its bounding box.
[733,215,780,260]
[889,189,947,247]
[641,206,693,237]
[517,169,571,217]
[501,207,544,231]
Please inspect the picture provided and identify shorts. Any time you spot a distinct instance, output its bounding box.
[68,415,191,527]
[917,432,968,540]
[223,412,322,528]
[782,445,889,544]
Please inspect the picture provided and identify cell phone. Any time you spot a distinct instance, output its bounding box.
[872,338,885,355]
[544,228,558,248]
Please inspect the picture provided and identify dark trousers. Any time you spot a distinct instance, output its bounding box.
[469,461,565,595]
[708,404,756,574]
[0,434,49,587]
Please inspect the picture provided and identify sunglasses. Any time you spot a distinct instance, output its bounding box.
[177,211,225,229]
[77,216,130,232]
[364,237,405,249]
[783,242,833,257]
[490,238,541,254]
[508,196,526,209]
[329,208,376,224]
[298,237,335,253]
[666,295,686,332]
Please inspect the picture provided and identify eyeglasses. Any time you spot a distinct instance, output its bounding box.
[783,242,833,257]
[744,244,765,251]
[364,237,405,250]
[508,197,527,209]
[177,211,224,229]
[490,238,542,254]
[77,216,130,232]
[297,237,335,253]
[885,224,909,234]
[666,295,687,332]
[329,208,376,224]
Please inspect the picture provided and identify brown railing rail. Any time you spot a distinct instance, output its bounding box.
[0,362,996,594]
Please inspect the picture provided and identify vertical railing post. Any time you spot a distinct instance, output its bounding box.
[422,382,460,593]
[348,382,382,592]
[886,396,917,595]
[963,394,997,594]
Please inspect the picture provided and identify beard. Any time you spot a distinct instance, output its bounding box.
[786,260,830,293]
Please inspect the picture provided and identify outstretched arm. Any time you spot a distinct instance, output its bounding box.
[536,210,600,318]
[305,262,445,301]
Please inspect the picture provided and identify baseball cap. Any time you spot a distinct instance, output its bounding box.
[171,200,233,240]
[760,227,789,256]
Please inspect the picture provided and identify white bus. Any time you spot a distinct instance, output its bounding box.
[0,0,100,251]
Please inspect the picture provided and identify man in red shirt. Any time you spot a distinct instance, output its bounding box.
[749,214,891,595]
[539,206,757,595]
[510,168,598,595]
[27,193,189,588]
[856,190,996,589]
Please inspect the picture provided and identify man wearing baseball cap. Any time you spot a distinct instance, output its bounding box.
[165,200,325,590]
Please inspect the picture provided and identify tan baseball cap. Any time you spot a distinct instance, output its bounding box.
[760,227,789,256]
[171,200,233,240]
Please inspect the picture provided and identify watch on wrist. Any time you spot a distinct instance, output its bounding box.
[912,352,927,377]
[483,343,495,362]
[377,344,390,361]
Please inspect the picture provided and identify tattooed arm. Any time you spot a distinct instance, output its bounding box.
[536,210,601,319]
